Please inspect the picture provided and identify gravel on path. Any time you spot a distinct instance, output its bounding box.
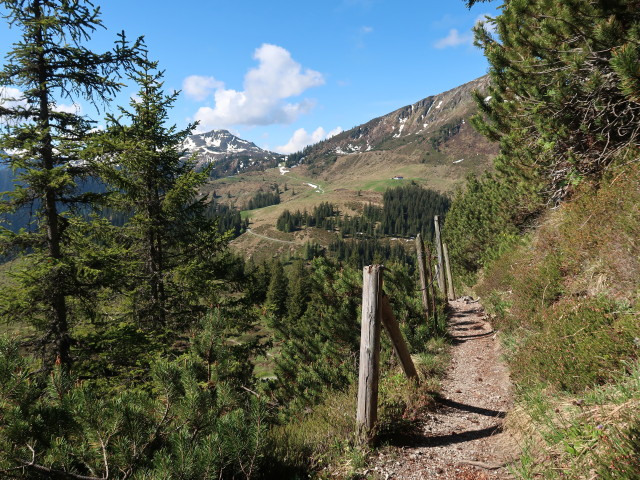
[367,298,520,480]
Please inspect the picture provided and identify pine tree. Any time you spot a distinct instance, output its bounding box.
[0,323,269,478]
[443,172,533,275]
[272,258,361,409]
[446,0,640,275]
[246,259,271,304]
[265,259,288,320]
[0,0,143,367]
[88,64,227,330]
[286,259,310,326]
[468,0,640,202]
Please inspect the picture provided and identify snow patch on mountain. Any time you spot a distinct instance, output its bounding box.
[181,129,283,171]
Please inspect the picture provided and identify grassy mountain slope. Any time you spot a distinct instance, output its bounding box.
[295,76,494,167]
[295,76,496,189]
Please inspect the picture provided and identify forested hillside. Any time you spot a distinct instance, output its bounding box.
[444,0,640,476]
[269,183,450,268]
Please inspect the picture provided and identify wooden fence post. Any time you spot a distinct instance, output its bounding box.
[380,293,418,381]
[415,234,430,321]
[356,265,383,444]
[434,215,448,300]
[425,242,437,322]
[443,243,456,301]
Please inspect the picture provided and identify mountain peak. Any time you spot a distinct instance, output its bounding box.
[183,129,285,178]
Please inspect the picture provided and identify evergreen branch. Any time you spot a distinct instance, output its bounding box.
[17,462,107,480]
[11,443,108,480]
[98,435,109,480]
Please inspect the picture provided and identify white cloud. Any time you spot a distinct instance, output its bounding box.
[276,126,343,155]
[0,88,28,127]
[0,86,27,109]
[355,25,374,49]
[54,102,82,114]
[190,44,325,130]
[0,89,83,114]
[435,13,494,49]
[326,127,343,139]
[183,75,223,101]
[434,28,473,49]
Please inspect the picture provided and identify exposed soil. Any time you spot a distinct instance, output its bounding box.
[367,298,519,479]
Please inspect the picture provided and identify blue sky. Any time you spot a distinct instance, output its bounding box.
[1,0,499,154]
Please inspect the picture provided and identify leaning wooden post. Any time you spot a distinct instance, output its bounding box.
[433,215,448,300]
[443,243,456,301]
[380,293,418,381]
[356,265,383,444]
[415,234,430,321]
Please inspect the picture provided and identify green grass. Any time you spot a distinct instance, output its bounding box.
[0,321,35,339]
[361,178,406,191]
[265,384,360,477]
[373,135,419,151]
[265,358,447,479]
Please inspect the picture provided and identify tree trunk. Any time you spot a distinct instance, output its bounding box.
[145,178,166,326]
[35,0,70,367]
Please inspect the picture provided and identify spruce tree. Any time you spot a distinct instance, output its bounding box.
[286,259,310,326]
[88,64,227,330]
[0,0,143,367]
[265,258,288,320]
[443,172,531,275]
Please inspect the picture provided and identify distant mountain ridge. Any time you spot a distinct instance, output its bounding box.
[287,76,496,176]
[183,129,284,178]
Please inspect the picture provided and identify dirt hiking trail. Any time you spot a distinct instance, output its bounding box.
[369,298,519,479]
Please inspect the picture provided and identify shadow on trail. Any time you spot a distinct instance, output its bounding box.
[438,398,506,418]
[449,320,480,327]
[451,330,495,344]
[380,424,503,448]
[451,325,484,332]
[377,399,505,449]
